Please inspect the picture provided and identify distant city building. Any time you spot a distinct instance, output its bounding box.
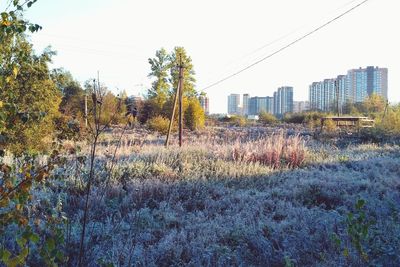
[336,75,348,111]
[227,94,241,115]
[228,86,294,118]
[242,94,250,116]
[293,101,310,113]
[199,93,210,115]
[309,79,337,112]
[274,86,293,117]
[248,96,274,115]
[266,96,274,114]
[347,66,388,102]
[309,66,388,113]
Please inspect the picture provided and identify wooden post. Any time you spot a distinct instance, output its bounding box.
[165,55,184,148]
[178,56,184,147]
[165,81,180,147]
[84,93,88,128]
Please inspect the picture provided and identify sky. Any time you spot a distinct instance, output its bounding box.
[5,0,399,113]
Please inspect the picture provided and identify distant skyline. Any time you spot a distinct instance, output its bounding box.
[6,0,399,113]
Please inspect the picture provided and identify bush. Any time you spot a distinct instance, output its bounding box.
[284,111,325,125]
[228,115,247,127]
[376,106,400,135]
[184,98,205,131]
[323,118,337,133]
[147,116,171,135]
[259,111,278,125]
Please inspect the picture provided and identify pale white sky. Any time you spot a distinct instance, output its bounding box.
[12,0,400,113]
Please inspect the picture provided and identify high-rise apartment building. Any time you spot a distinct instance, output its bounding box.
[230,87,293,118]
[199,94,210,115]
[248,96,274,115]
[242,94,250,116]
[266,96,274,114]
[309,79,338,112]
[293,101,310,113]
[227,94,241,115]
[309,66,388,113]
[347,66,388,102]
[274,86,293,117]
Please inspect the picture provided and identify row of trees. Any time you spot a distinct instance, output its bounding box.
[139,47,205,131]
[1,30,204,155]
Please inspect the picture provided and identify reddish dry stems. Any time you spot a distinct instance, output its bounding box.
[230,132,306,169]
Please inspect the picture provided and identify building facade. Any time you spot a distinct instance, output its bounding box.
[309,66,388,113]
[230,87,294,118]
[347,66,388,102]
[242,94,250,116]
[274,86,293,117]
[293,101,310,113]
[248,96,274,115]
[227,94,241,115]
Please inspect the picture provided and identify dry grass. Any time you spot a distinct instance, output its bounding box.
[2,125,400,266]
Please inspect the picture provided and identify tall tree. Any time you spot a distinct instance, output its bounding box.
[0,36,61,154]
[52,69,85,119]
[147,48,170,106]
[169,46,196,97]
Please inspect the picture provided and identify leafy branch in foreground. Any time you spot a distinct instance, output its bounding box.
[0,152,67,266]
[332,199,375,263]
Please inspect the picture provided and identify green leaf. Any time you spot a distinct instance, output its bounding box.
[343,248,349,258]
[1,248,11,262]
[55,250,64,261]
[1,12,8,20]
[356,199,365,210]
[45,238,55,251]
[29,233,40,243]
[16,237,27,248]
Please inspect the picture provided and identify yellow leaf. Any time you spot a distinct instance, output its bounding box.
[0,198,9,208]
[0,101,3,108]
[13,67,18,78]
[1,20,11,27]
[343,248,349,258]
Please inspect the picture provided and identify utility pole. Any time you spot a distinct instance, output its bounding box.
[382,100,389,120]
[165,55,184,147]
[85,93,88,128]
[178,56,184,147]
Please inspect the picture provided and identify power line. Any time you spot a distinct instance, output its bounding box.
[246,0,360,58]
[202,0,370,91]
[200,0,361,86]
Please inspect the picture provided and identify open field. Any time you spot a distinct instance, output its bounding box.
[2,126,400,266]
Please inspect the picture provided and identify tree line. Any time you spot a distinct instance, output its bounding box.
[1,19,205,155]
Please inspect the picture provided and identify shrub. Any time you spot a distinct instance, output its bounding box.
[147,116,171,135]
[375,106,400,135]
[228,115,247,127]
[184,98,205,131]
[284,112,325,125]
[323,119,337,133]
[259,111,278,125]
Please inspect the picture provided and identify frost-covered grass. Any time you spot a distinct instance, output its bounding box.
[4,126,400,266]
